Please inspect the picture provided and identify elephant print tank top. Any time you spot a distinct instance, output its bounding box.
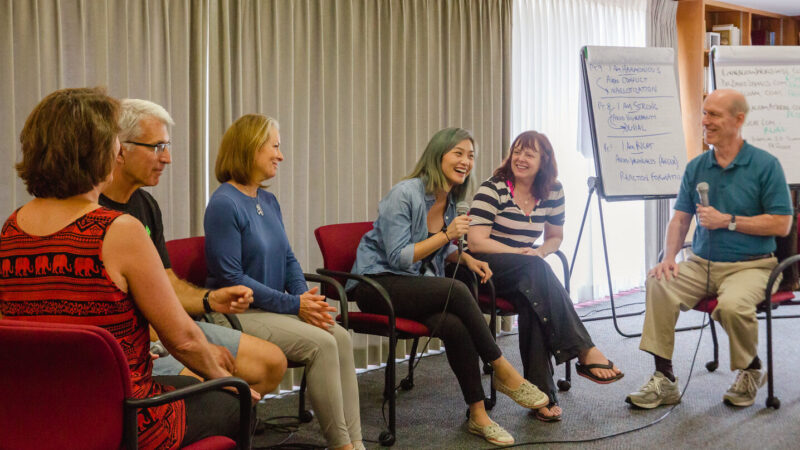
[0,207,186,449]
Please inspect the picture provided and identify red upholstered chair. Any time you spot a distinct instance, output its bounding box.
[475,249,575,408]
[314,222,432,447]
[0,320,250,450]
[165,237,242,328]
[166,236,341,424]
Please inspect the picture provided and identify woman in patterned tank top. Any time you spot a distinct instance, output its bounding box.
[0,88,250,449]
[467,131,624,422]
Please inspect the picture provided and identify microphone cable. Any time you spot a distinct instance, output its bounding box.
[485,209,716,448]
[377,240,466,432]
[484,310,708,448]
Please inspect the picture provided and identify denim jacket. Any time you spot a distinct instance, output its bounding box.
[347,178,458,290]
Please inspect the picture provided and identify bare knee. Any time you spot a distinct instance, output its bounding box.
[237,334,287,394]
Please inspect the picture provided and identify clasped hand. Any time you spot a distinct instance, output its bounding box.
[695,204,729,230]
[209,285,254,314]
[298,286,336,330]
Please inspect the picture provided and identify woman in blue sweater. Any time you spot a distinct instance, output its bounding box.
[204,114,363,450]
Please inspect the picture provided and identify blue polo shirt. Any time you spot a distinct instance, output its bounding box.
[674,141,792,262]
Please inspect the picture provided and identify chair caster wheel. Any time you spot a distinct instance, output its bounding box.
[379,430,395,446]
[299,410,314,423]
[557,379,571,391]
[705,361,718,372]
[399,378,414,391]
[484,397,496,410]
[483,362,493,375]
[766,397,781,409]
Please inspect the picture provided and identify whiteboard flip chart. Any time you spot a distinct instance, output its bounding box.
[710,45,800,186]
[581,46,687,200]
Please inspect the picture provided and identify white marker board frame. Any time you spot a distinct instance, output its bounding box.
[581,46,687,201]
[709,45,800,187]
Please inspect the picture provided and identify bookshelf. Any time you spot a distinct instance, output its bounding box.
[676,0,800,158]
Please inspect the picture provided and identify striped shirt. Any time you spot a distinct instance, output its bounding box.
[469,176,565,248]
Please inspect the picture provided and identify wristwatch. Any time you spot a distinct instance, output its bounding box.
[203,291,213,313]
[728,215,737,231]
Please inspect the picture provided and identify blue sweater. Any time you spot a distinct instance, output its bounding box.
[204,183,307,314]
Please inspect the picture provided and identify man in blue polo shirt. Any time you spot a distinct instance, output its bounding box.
[626,89,793,409]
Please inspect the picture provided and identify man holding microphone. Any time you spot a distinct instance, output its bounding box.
[626,89,793,409]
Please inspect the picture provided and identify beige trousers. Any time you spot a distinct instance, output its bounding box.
[640,254,779,371]
[214,310,361,448]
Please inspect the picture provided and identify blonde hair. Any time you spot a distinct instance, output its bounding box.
[215,114,279,186]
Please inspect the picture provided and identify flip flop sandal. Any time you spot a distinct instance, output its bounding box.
[531,403,562,422]
[575,360,624,384]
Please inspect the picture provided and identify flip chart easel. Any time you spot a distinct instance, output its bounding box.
[573,46,687,337]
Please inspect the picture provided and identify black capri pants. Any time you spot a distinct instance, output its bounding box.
[349,274,502,405]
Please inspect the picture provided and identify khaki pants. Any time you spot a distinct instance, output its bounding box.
[640,254,779,370]
[211,310,361,448]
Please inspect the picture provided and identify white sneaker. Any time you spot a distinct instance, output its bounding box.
[723,368,766,407]
[625,371,681,409]
[467,419,514,447]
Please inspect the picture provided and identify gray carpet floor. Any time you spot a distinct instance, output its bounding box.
[251,291,800,449]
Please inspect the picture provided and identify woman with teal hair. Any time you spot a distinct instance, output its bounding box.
[348,128,549,447]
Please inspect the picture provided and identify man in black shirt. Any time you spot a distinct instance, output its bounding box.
[100,98,286,395]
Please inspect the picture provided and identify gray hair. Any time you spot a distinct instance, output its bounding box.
[118,98,174,142]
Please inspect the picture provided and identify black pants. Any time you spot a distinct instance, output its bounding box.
[350,274,502,405]
[474,253,594,404]
[154,375,244,447]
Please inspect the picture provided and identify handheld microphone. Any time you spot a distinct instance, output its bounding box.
[696,182,710,207]
[455,201,470,254]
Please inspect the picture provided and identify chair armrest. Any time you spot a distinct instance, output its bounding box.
[304,272,350,329]
[445,263,479,299]
[201,312,244,331]
[123,376,251,450]
[316,268,397,338]
[550,249,571,293]
[766,254,800,304]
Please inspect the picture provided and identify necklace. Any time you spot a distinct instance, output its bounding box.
[255,198,264,216]
[506,180,536,223]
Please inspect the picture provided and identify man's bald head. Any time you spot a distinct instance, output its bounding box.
[706,89,749,118]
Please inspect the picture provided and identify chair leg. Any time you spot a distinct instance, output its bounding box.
[558,359,572,391]
[379,337,397,446]
[765,299,780,409]
[298,369,313,423]
[706,315,719,372]
[400,337,419,391]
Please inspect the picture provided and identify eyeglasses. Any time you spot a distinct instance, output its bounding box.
[124,141,171,154]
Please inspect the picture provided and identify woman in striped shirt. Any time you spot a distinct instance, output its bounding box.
[467,131,623,422]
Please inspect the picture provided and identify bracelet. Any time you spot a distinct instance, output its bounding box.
[442,230,450,241]
[202,291,213,313]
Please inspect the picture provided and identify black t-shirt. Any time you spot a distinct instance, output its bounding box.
[99,189,172,268]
